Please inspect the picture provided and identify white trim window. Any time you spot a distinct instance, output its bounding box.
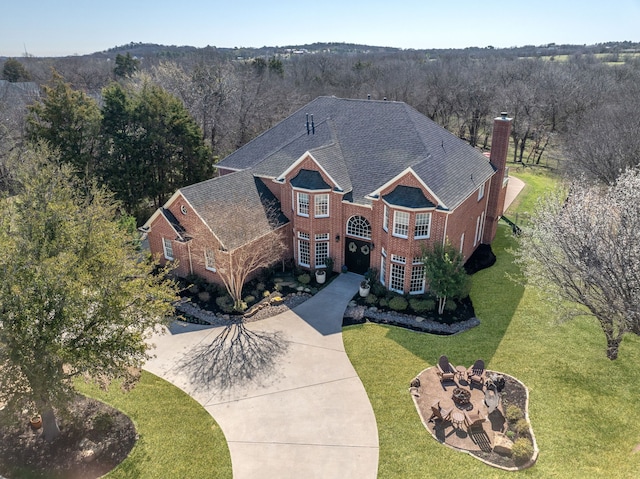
[460,233,465,254]
[204,248,216,272]
[297,192,310,217]
[391,254,406,264]
[474,215,481,246]
[315,233,329,267]
[410,261,425,294]
[380,248,387,286]
[390,263,405,294]
[298,232,310,267]
[314,193,329,218]
[346,215,372,239]
[478,181,485,201]
[383,205,389,232]
[393,211,409,238]
[414,212,431,239]
[162,238,174,260]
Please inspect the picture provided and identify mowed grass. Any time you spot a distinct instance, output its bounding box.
[343,172,640,478]
[77,371,231,479]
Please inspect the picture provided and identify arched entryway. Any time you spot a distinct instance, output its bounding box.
[344,215,372,275]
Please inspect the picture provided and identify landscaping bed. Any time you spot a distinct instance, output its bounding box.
[0,395,136,479]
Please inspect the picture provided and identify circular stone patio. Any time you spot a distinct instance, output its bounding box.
[410,366,539,471]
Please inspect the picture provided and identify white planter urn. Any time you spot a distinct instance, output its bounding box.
[315,270,326,284]
[359,282,370,297]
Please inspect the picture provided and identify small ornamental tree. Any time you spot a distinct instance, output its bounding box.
[0,146,177,441]
[422,241,471,315]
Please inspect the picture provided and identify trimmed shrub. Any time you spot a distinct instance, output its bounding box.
[298,273,311,285]
[379,298,388,308]
[244,295,256,304]
[365,294,378,305]
[506,405,524,422]
[263,290,271,298]
[197,291,211,303]
[506,430,515,439]
[256,282,266,292]
[444,300,457,312]
[514,418,530,436]
[215,295,234,313]
[389,296,408,311]
[409,298,435,313]
[371,281,386,297]
[512,437,534,462]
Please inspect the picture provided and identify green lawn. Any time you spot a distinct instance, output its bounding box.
[344,172,640,478]
[77,371,231,479]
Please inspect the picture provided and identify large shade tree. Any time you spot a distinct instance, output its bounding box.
[100,81,214,219]
[514,168,640,360]
[0,146,177,441]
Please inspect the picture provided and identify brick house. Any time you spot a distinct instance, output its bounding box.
[142,97,512,294]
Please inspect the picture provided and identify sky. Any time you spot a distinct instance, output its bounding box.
[2,0,640,57]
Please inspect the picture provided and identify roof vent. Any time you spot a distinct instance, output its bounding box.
[306,114,310,135]
[383,97,387,101]
[367,94,371,100]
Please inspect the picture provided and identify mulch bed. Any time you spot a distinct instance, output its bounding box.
[0,395,136,479]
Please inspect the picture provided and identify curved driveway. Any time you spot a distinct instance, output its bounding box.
[144,272,379,478]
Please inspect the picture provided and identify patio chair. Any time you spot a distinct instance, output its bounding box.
[464,409,486,432]
[436,355,457,384]
[466,359,486,389]
[428,400,453,423]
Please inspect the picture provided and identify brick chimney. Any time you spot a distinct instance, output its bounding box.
[483,112,512,243]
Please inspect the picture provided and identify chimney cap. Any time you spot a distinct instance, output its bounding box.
[500,111,508,118]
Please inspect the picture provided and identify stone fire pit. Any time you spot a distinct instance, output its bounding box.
[452,387,471,406]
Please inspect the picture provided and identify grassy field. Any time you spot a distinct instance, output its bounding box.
[77,371,232,479]
[343,171,640,478]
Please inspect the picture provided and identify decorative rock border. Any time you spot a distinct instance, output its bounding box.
[344,304,480,335]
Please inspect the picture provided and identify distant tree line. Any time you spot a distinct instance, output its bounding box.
[1,44,639,214]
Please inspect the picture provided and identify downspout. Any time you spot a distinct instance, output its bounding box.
[442,211,449,247]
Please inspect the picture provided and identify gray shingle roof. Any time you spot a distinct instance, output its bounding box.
[178,170,288,251]
[218,97,495,210]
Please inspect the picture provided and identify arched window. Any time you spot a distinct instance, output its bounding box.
[346,215,371,240]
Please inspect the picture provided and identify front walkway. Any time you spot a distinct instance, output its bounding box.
[144,272,379,478]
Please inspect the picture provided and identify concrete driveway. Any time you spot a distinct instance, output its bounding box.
[144,272,379,478]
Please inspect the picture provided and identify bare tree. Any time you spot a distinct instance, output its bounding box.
[514,169,640,360]
[215,200,288,311]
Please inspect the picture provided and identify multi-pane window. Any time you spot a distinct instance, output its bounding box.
[383,205,389,232]
[315,234,329,267]
[390,263,405,293]
[297,192,309,217]
[393,211,409,238]
[346,215,371,239]
[474,215,481,246]
[414,212,431,238]
[380,248,387,286]
[460,233,465,254]
[204,248,216,271]
[314,194,329,217]
[391,254,406,264]
[162,238,173,260]
[410,264,425,294]
[298,232,310,266]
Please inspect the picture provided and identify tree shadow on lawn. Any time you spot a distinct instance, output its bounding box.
[383,226,525,368]
[177,320,288,391]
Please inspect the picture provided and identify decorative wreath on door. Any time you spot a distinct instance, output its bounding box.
[348,242,357,253]
[360,245,370,255]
